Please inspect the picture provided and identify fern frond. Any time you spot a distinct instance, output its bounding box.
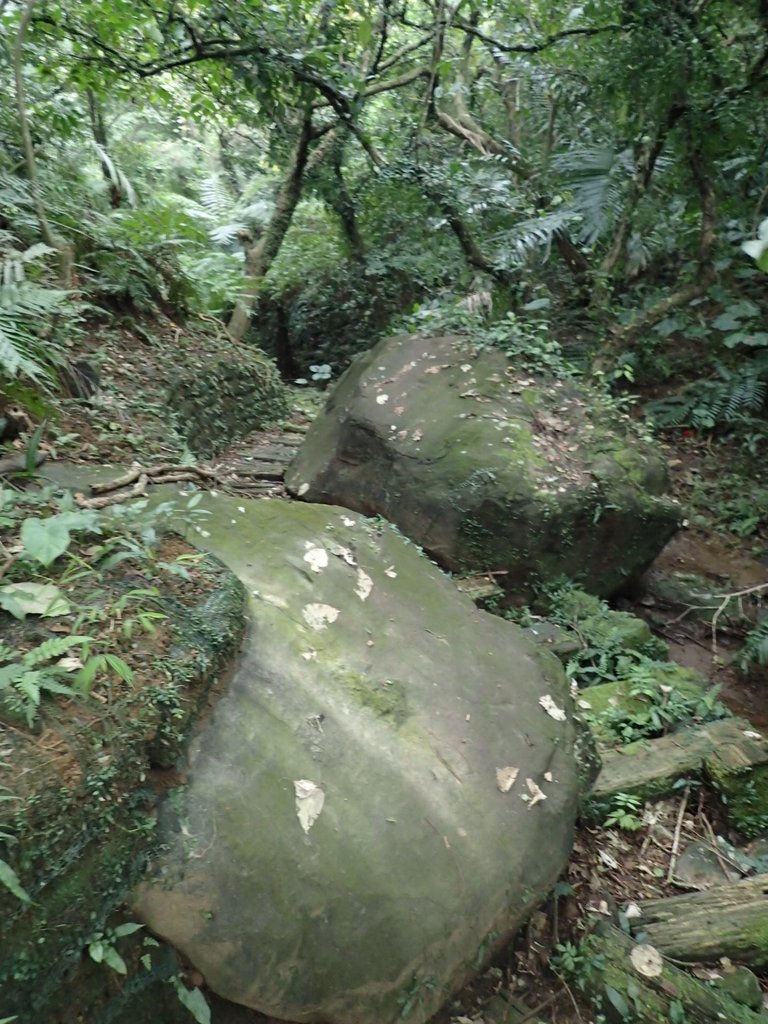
[647,364,767,429]
[209,222,248,246]
[23,636,89,667]
[200,174,236,219]
[740,618,768,673]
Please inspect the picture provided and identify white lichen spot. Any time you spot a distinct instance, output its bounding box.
[298,482,310,496]
[630,945,663,978]
[384,565,397,578]
[302,603,340,629]
[238,506,246,513]
[340,515,355,527]
[303,545,329,573]
[355,568,374,602]
[412,430,423,442]
[376,394,389,404]
[301,650,317,662]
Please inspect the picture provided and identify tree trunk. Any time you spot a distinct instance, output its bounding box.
[87,90,123,208]
[12,0,74,288]
[633,876,768,966]
[273,302,297,380]
[227,117,337,341]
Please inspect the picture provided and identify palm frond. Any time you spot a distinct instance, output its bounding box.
[552,144,633,245]
[490,209,578,267]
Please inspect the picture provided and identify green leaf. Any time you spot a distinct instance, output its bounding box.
[112,922,143,939]
[0,858,31,904]
[88,940,105,963]
[0,582,71,618]
[103,654,134,684]
[712,311,742,331]
[171,980,211,1024]
[20,516,72,566]
[604,985,629,1017]
[101,946,128,974]
[75,656,104,695]
[358,18,372,46]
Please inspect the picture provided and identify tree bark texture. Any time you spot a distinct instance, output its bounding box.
[633,876,768,966]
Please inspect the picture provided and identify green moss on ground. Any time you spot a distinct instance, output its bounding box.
[0,553,246,1023]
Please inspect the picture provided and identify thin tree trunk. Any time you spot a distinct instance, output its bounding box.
[326,141,366,263]
[12,0,74,287]
[227,117,337,341]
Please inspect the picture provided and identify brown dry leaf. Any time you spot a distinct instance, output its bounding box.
[539,694,566,721]
[495,767,519,793]
[525,778,547,808]
[293,779,325,833]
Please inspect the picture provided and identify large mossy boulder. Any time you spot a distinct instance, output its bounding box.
[285,334,681,597]
[132,496,593,1024]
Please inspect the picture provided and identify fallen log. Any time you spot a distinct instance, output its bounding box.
[591,717,768,811]
[580,921,765,1024]
[633,875,768,967]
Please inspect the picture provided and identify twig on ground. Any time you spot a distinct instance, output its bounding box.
[75,473,148,509]
[666,784,691,883]
[700,813,739,880]
[90,462,217,495]
[711,582,768,658]
[517,990,561,1024]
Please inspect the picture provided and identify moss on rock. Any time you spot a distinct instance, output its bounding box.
[0,552,246,1023]
[287,334,682,598]
[167,347,288,456]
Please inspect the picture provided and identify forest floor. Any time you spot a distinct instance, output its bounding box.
[22,313,768,1023]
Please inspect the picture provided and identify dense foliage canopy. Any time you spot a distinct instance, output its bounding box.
[1,0,767,404]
